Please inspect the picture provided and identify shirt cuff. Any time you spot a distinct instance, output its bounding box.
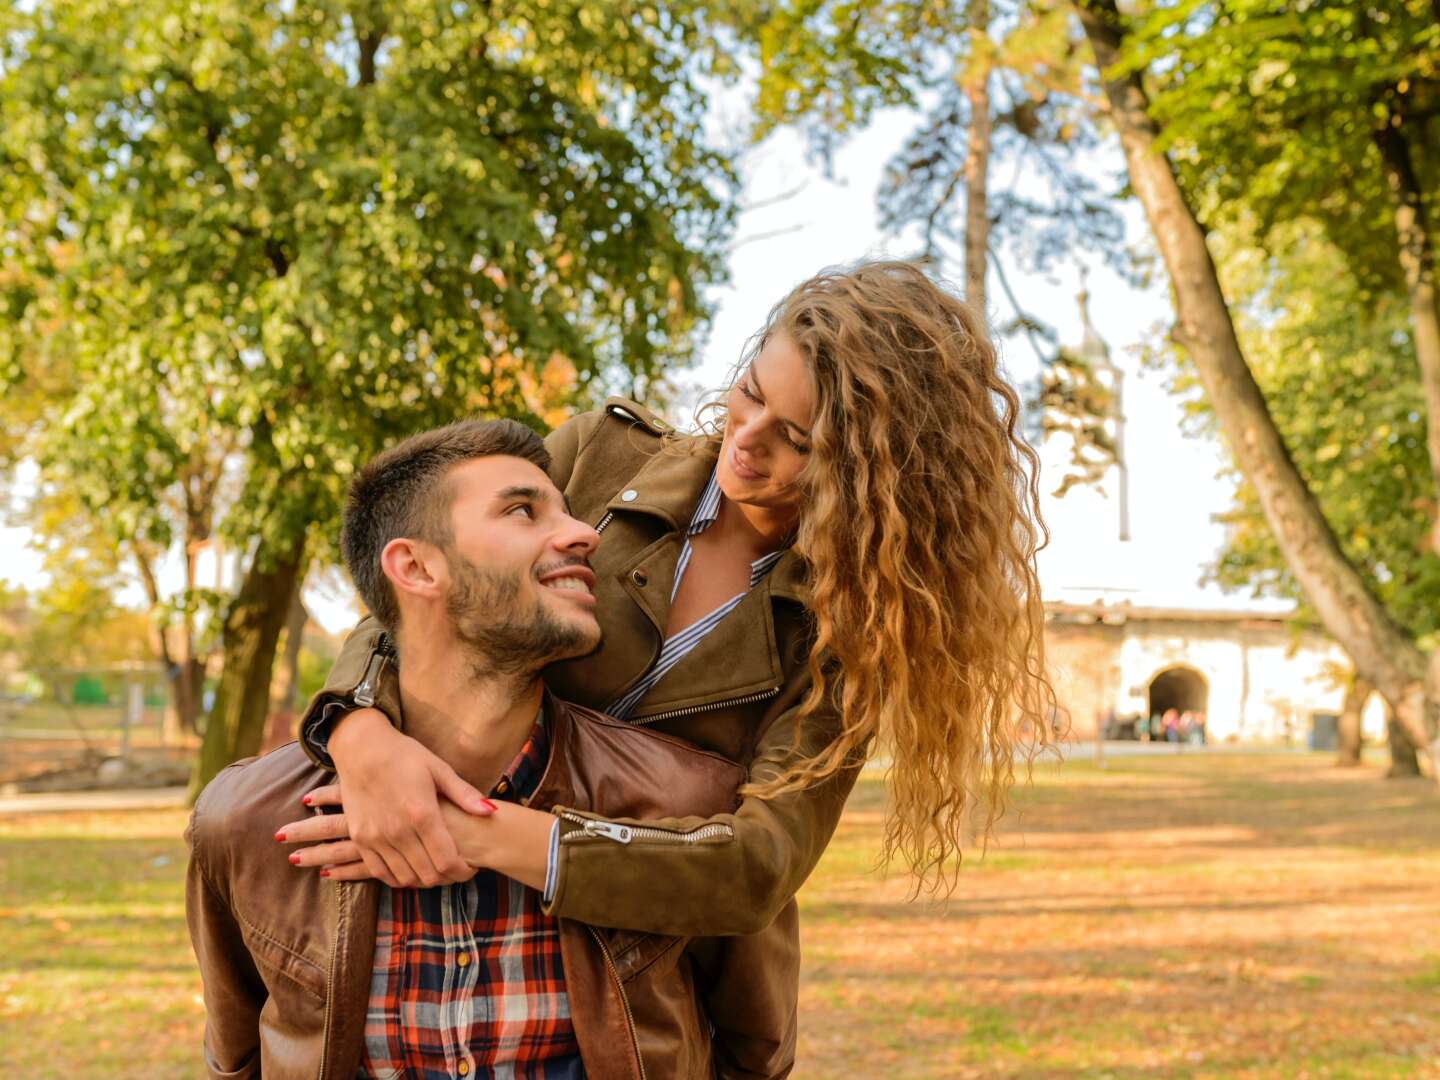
[542,819,560,904]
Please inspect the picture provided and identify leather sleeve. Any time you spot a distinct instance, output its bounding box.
[185,808,266,1079]
[545,689,860,937]
[295,410,607,768]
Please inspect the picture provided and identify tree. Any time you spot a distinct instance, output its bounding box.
[1071,0,1437,776]
[1128,0,1440,550]
[0,0,738,796]
[1184,216,1437,773]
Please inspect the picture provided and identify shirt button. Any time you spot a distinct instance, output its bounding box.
[620,489,638,502]
[631,569,648,587]
[458,1062,470,1076]
[457,952,472,968]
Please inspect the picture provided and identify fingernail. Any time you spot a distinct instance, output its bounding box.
[478,798,498,813]
[319,868,331,878]
[288,852,301,866]
[301,795,312,806]
[274,830,286,842]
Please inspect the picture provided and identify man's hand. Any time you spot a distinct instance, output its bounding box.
[294,709,495,887]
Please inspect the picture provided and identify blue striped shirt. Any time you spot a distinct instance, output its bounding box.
[606,470,786,720]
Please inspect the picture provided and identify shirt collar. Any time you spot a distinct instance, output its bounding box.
[686,469,788,583]
[490,704,549,802]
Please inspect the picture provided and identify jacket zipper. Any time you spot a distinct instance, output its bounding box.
[595,510,615,534]
[628,686,781,727]
[353,633,396,708]
[317,886,343,1080]
[555,808,735,846]
[587,925,647,1080]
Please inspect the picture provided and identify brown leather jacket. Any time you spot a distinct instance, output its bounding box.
[186,696,745,1080]
[302,399,862,1077]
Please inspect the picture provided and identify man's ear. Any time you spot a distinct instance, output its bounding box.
[380,537,447,601]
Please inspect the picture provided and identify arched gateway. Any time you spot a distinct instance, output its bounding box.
[1147,665,1208,717]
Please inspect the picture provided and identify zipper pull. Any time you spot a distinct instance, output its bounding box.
[353,649,390,708]
[582,820,634,844]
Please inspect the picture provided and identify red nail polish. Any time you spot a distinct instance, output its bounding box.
[274,830,286,842]
[288,852,301,866]
[302,795,312,806]
[479,798,498,813]
[319,868,331,878]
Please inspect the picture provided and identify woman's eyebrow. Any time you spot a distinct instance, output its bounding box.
[750,367,812,438]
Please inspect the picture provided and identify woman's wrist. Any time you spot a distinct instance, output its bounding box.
[329,706,398,767]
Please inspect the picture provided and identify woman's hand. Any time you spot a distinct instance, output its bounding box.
[278,788,552,892]
[311,708,495,887]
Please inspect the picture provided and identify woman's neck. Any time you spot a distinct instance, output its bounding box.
[715,493,795,558]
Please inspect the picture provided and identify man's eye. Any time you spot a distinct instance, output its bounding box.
[508,504,535,518]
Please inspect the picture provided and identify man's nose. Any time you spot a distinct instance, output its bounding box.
[555,515,600,556]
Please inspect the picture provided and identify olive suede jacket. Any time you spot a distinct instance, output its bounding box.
[300,399,861,1079]
[187,696,746,1080]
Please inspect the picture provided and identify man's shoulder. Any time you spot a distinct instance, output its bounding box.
[550,699,746,819]
[188,743,326,868]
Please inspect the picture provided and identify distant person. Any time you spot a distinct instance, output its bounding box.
[1163,708,1181,744]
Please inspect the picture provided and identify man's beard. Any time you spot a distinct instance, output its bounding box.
[443,549,598,685]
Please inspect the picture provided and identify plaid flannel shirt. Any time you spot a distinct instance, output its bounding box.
[358,709,584,1080]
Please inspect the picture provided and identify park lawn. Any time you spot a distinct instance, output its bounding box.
[0,753,1436,1078]
[798,752,1440,1079]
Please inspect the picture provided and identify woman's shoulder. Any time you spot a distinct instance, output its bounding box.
[546,397,701,496]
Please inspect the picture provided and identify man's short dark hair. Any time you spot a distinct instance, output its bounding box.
[341,418,551,629]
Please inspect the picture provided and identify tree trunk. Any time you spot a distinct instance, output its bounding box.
[1373,112,1440,554]
[261,588,309,755]
[962,0,992,313]
[1387,700,1422,778]
[1337,672,1370,768]
[188,531,309,801]
[1073,0,1436,778]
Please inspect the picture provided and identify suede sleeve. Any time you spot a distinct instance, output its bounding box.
[545,692,860,937]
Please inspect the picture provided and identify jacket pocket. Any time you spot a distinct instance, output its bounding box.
[603,929,685,984]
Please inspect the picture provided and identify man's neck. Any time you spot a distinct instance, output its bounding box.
[394,642,545,795]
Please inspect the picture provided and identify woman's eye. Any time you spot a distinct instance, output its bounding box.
[738,380,759,402]
[783,433,811,455]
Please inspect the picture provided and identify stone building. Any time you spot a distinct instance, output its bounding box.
[1046,601,1387,744]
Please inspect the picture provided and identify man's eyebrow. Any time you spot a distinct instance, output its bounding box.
[750,366,812,439]
[495,484,552,504]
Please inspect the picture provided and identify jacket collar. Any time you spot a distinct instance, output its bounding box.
[606,433,811,606]
[602,432,719,531]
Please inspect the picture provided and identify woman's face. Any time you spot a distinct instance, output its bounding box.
[717,331,815,514]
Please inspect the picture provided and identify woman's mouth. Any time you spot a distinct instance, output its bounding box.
[730,444,766,481]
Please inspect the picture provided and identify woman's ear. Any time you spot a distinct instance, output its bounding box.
[380,537,447,602]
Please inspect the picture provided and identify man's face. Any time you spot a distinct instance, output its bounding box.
[438,456,601,679]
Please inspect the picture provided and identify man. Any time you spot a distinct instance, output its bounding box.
[186,418,744,1079]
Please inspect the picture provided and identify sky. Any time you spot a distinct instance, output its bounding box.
[0,98,1289,633]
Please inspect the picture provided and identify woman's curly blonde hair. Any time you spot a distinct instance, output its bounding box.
[713,260,1056,895]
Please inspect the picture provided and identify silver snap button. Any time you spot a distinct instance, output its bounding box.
[620,489,638,502]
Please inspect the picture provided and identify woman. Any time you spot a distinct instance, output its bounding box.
[286,260,1054,1072]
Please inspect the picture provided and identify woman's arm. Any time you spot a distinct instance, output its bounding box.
[283,691,858,937]
[545,695,860,936]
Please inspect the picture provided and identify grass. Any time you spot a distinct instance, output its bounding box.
[0,753,1437,1077]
